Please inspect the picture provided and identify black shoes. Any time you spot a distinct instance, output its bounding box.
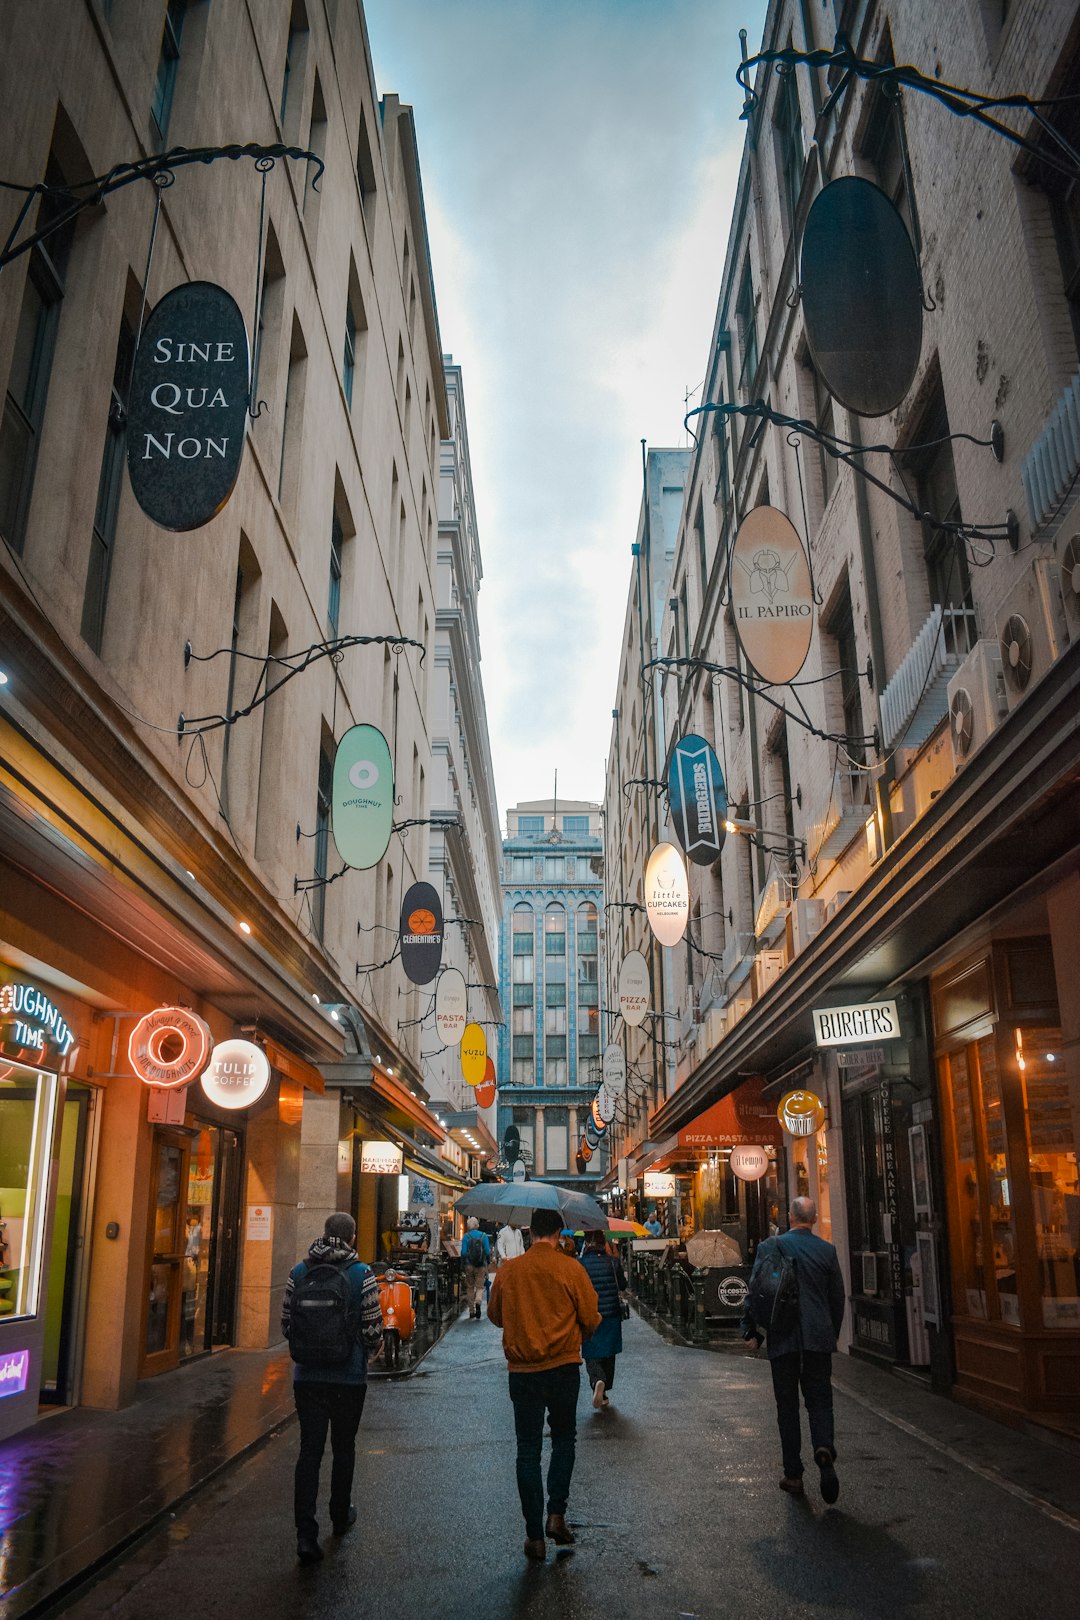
[778,1476,804,1496]
[815,1447,840,1504]
[545,1513,576,1545]
[332,1505,357,1535]
[524,1537,547,1560]
[296,1535,323,1564]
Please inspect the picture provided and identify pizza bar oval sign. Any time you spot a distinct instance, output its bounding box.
[127,282,250,531]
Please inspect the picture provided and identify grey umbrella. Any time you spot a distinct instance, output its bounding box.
[455,1181,608,1230]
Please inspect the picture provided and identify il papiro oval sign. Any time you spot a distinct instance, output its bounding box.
[332,724,394,870]
[729,1144,770,1181]
[669,734,727,866]
[644,842,689,947]
[126,281,250,531]
[617,951,650,1027]
[435,968,467,1046]
[460,1022,487,1086]
[399,881,444,985]
[200,1038,270,1110]
[730,506,814,686]
[602,1042,627,1098]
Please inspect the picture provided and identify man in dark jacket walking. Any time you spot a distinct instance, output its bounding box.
[282,1212,383,1563]
[741,1197,846,1503]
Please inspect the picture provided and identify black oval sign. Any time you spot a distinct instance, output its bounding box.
[399,881,444,985]
[800,177,922,419]
[668,733,728,866]
[127,281,250,530]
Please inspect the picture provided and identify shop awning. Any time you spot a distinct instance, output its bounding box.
[403,1154,472,1191]
[676,1077,781,1148]
[262,1035,325,1093]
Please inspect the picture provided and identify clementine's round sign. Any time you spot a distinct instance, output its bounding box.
[461,1022,487,1086]
[399,880,444,985]
[434,968,467,1047]
[729,1144,770,1181]
[129,1006,213,1089]
[617,951,650,1026]
[777,1089,825,1136]
[644,842,689,947]
[730,506,814,686]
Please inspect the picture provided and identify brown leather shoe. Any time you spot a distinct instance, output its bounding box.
[545,1513,576,1545]
[524,1537,546,1560]
[778,1476,804,1495]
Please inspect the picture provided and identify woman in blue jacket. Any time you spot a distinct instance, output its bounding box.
[579,1231,628,1409]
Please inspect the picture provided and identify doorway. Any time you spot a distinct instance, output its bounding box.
[40,1082,95,1405]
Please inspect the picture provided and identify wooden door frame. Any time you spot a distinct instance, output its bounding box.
[139,1127,192,1378]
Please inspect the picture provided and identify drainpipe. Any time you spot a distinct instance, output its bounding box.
[848,416,894,850]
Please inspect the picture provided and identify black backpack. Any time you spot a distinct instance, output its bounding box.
[746,1236,800,1338]
[287,1259,362,1367]
[465,1233,485,1268]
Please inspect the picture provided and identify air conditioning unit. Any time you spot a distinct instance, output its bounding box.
[723,995,752,1032]
[946,639,1008,769]
[824,890,852,923]
[996,558,1069,711]
[788,897,825,957]
[699,1006,728,1053]
[750,949,785,1000]
[754,876,788,944]
[1054,529,1080,636]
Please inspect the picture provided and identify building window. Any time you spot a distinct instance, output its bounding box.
[312,740,333,938]
[151,0,188,141]
[512,1005,533,1035]
[774,58,804,235]
[517,815,544,837]
[562,814,589,834]
[512,982,533,1007]
[81,313,135,651]
[543,855,565,880]
[545,1005,567,1036]
[326,510,343,634]
[512,954,535,984]
[278,315,307,505]
[544,906,566,955]
[807,353,836,508]
[545,1118,569,1170]
[860,35,914,241]
[343,303,357,408]
[357,106,377,220]
[0,1062,58,1319]
[279,2,307,125]
[736,258,758,395]
[512,1035,534,1060]
[0,158,75,553]
[511,1058,532,1084]
[897,379,977,656]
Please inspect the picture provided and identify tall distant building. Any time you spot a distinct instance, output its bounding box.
[496,801,604,1187]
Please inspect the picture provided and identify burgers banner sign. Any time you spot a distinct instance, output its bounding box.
[668,733,727,866]
[399,881,444,985]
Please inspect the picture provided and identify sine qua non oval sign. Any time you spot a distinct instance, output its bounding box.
[602,1042,627,1098]
[644,842,689,948]
[399,881,444,985]
[126,281,250,531]
[332,724,394,870]
[730,506,814,685]
[435,967,467,1047]
[668,734,727,866]
[800,176,923,419]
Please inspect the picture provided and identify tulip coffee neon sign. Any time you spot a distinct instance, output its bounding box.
[0,983,75,1063]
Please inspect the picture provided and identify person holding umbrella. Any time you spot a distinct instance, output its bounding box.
[487,1207,602,1560]
[578,1230,628,1410]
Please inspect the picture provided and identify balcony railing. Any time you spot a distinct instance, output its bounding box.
[879,605,976,750]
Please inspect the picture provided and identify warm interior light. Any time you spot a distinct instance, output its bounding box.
[330,1009,340,1021]
[0,670,9,686]
[238,920,252,935]
[387,1066,394,1075]
[1046,1053,1056,1062]
[185,869,196,881]
[312,993,320,1003]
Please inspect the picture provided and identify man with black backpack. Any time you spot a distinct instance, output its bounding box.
[741,1196,846,1504]
[461,1215,491,1319]
[282,1212,383,1564]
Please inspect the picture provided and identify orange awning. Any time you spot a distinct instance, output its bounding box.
[677,1076,782,1148]
[370,1068,446,1144]
[262,1035,325,1094]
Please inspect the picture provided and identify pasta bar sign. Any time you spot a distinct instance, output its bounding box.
[813,1001,900,1047]
[127,281,249,531]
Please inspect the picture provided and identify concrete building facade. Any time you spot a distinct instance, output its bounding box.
[603,0,1080,1427]
[496,800,605,1188]
[0,0,489,1441]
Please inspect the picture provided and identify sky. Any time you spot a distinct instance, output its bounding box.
[364,0,770,821]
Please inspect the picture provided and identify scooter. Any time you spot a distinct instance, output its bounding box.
[377,1268,416,1369]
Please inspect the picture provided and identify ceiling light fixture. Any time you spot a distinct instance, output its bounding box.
[238,920,252,935]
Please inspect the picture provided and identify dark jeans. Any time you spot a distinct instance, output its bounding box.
[508,1363,580,1539]
[769,1350,835,1479]
[293,1380,367,1538]
[586,1356,616,1391]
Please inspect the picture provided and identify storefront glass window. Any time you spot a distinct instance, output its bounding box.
[0,1062,58,1320]
[1016,1028,1079,1332]
[944,1047,987,1319]
[977,1036,1019,1325]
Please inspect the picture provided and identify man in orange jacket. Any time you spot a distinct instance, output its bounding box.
[488,1206,602,1561]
